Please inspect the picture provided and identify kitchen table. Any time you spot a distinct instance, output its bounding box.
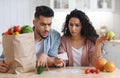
[0,67,120,78]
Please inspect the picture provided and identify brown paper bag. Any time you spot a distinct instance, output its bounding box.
[2,33,36,74]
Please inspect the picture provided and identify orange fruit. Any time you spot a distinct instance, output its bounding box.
[94,58,107,71]
[104,62,116,72]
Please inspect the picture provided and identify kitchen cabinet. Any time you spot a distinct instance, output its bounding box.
[114,0,120,14]
[75,0,115,12]
[50,0,74,11]
[113,0,120,39]
[50,0,115,12]
[102,40,120,68]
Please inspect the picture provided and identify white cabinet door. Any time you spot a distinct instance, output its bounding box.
[50,0,115,12]
[94,0,115,12]
[50,0,75,11]
[75,0,115,12]
[74,0,94,11]
[103,42,120,68]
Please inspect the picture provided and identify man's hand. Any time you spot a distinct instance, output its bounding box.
[0,61,9,73]
[36,53,49,70]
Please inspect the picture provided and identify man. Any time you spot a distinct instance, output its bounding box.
[0,6,61,73]
[33,6,61,67]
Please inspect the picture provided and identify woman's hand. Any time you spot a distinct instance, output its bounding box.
[54,57,65,67]
[95,36,109,57]
[0,61,9,73]
[96,36,109,45]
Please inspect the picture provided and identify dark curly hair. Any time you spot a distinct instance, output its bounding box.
[62,9,99,44]
[34,5,54,19]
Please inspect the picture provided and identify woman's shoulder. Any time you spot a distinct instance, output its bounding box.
[61,35,71,45]
[61,35,70,40]
[60,35,71,48]
[86,39,95,47]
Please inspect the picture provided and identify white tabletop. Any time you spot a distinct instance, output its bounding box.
[0,67,120,78]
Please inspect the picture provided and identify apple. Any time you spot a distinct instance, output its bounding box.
[106,31,115,39]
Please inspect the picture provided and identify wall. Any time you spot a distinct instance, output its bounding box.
[0,0,120,54]
[0,0,120,39]
[0,0,34,55]
[0,0,120,36]
[0,0,34,39]
[113,0,120,38]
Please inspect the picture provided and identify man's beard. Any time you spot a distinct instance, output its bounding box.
[36,29,48,39]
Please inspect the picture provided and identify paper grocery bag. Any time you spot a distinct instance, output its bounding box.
[2,33,36,74]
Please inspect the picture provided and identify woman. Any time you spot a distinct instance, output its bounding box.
[54,9,108,67]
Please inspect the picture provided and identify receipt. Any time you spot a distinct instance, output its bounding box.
[57,52,68,60]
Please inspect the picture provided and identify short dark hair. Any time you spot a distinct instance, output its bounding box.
[62,9,99,44]
[34,6,54,19]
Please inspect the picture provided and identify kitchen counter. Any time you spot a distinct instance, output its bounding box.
[104,39,120,44]
[103,40,120,68]
[0,67,120,78]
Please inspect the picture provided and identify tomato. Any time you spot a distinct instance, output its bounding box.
[14,26,21,32]
[85,68,100,74]
[4,32,9,35]
[95,69,100,74]
[90,69,95,73]
[85,68,90,74]
[7,28,12,35]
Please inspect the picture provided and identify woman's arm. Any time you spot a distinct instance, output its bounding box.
[90,36,109,66]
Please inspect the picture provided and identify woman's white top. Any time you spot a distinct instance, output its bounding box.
[72,46,83,67]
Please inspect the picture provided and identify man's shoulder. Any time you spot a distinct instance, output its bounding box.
[49,29,61,36]
[50,29,59,33]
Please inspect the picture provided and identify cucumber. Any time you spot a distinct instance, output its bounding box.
[37,66,45,74]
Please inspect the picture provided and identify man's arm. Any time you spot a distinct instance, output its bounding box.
[47,56,55,66]
[47,33,61,66]
[0,60,9,73]
[0,53,4,60]
[47,55,65,67]
[37,30,61,68]
[0,53,9,73]
[48,31,61,57]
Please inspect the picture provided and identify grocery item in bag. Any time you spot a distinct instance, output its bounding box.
[2,26,36,74]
